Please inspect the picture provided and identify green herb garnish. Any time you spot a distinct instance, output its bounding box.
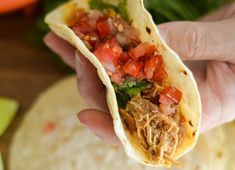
[117,1,129,21]
[120,79,148,96]
[113,79,149,108]
[89,0,129,21]
[114,89,130,109]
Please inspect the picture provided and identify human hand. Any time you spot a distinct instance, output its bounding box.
[44,32,120,145]
[44,2,235,145]
[158,2,235,132]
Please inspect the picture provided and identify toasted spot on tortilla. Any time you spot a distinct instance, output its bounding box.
[180,69,188,76]
[192,131,196,137]
[189,120,193,127]
[146,26,151,34]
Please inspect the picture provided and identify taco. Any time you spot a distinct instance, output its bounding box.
[45,0,201,167]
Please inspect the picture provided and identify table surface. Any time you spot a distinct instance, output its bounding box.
[0,14,69,169]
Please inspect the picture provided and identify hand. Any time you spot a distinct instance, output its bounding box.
[44,32,119,145]
[158,2,235,132]
[44,2,235,145]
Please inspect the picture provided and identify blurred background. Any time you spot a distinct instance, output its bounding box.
[0,0,234,169]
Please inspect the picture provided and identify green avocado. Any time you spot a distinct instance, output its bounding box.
[0,97,19,137]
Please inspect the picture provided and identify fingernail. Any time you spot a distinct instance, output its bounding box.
[75,51,83,79]
[158,28,169,45]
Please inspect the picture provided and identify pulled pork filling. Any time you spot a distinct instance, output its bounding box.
[121,82,181,165]
[70,6,183,166]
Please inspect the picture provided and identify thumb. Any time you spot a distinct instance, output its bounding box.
[158,19,235,63]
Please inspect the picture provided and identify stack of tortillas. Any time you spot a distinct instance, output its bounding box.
[9,76,235,170]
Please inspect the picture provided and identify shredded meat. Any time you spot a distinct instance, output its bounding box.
[142,83,164,98]
[120,109,136,132]
[141,82,164,104]
[123,96,180,165]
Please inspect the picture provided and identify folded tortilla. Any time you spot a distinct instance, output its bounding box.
[45,0,201,167]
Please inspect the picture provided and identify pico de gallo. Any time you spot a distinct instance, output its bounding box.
[70,2,183,166]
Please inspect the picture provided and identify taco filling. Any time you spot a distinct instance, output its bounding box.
[70,3,184,166]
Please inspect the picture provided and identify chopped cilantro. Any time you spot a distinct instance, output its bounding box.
[115,90,130,109]
[112,79,149,108]
[89,0,117,11]
[117,1,129,21]
[89,0,129,21]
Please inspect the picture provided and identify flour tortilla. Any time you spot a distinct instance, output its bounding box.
[9,76,233,170]
[45,0,201,166]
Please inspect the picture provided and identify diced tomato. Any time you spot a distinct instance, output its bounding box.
[87,19,97,30]
[151,67,168,81]
[97,16,108,22]
[94,47,119,64]
[76,11,89,22]
[156,55,164,67]
[129,43,146,60]
[94,40,122,73]
[140,42,157,55]
[144,56,166,80]
[147,44,158,55]
[135,42,158,55]
[160,86,182,104]
[119,52,129,64]
[111,44,122,55]
[71,11,171,84]
[97,20,111,37]
[144,56,157,79]
[144,56,164,79]
[136,70,146,80]
[123,60,143,77]
[160,104,176,115]
[159,94,174,105]
[94,40,122,62]
[108,38,122,51]
[72,22,93,36]
[111,71,124,85]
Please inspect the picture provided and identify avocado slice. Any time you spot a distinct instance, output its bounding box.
[0,97,19,137]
